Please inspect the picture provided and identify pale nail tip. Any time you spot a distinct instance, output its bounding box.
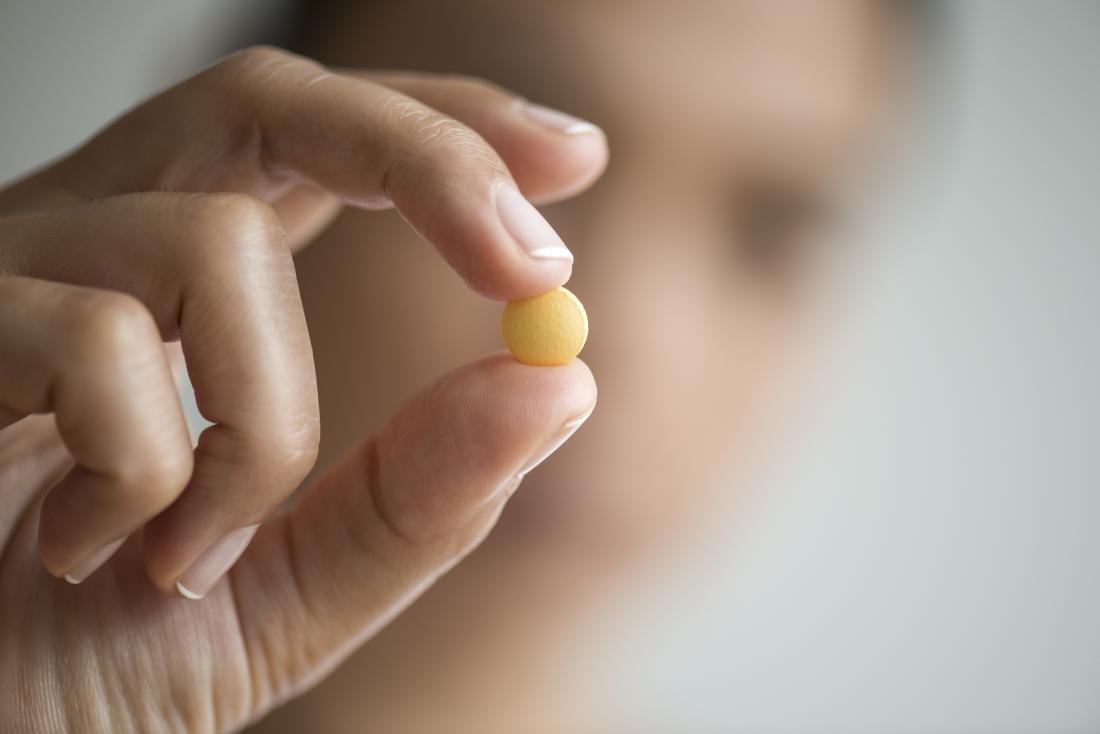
[564,122,601,136]
[565,409,595,429]
[528,246,574,262]
[176,581,204,600]
[64,574,82,585]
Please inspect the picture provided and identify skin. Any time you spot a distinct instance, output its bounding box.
[0,49,601,732]
[0,1,903,732]
[260,1,903,731]
[296,0,899,562]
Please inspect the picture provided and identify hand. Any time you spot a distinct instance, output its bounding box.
[0,47,602,732]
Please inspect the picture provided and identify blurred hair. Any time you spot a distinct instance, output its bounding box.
[290,0,943,56]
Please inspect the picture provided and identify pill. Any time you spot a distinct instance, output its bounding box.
[502,286,588,366]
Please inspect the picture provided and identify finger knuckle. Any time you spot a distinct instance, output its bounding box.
[185,191,282,230]
[199,46,322,120]
[192,47,321,160]
[423,120,508,181]
[183,193,287,262]
[63,291,158,359]
[417,116,478,151]
[113,446,194,508]
[384,95,506,178]
[212,45,308,83]
[267,416,321,479]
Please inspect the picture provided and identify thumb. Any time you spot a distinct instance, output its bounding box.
[229,352,595,703]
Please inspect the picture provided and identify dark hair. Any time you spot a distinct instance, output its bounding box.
[287,0,945,59]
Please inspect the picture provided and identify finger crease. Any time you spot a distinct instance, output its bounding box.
[363,439,419,548]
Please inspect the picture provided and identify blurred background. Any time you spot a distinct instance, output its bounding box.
[2,1,1099,732]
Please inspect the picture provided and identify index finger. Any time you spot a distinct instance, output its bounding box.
[54,47,579,301]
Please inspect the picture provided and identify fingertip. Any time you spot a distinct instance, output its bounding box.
[376,352,594,490]
[408,180,574,302]
[459,352,597,438]
[532,355,598,418]
[457,243,574,303]
[520,126,610,205]
[501,99,609,204]
[143,549,183,596]
[471,354,596,480]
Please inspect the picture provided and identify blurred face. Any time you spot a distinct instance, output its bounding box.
[296,0,901,567]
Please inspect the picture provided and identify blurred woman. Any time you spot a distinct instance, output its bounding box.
[260,1,917,731]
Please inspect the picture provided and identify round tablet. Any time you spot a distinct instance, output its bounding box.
[502,286,588,366]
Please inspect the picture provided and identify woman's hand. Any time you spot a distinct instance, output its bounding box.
[0,47,602,732]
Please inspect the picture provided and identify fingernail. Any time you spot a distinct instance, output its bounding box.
[64,537,125,584]
[495,184,574,263]
[175,524,259,600]
[522,102,601,136]
[516,408,593,479]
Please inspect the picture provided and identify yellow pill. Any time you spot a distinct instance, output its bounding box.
[502,286,588,366]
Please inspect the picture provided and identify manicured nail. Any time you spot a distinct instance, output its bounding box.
[516,408,593,479]
[523,102,601,136]
[64,537,126,584]
[497,473,524,499]
[495,184,574,263]
[175,524,259,600]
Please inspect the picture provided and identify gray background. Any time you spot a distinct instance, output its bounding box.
[1,2,1097,732]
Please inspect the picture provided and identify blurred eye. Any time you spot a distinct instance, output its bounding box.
[729,182,834,285]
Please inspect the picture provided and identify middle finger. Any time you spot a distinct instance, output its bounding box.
[2,192,319,594]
